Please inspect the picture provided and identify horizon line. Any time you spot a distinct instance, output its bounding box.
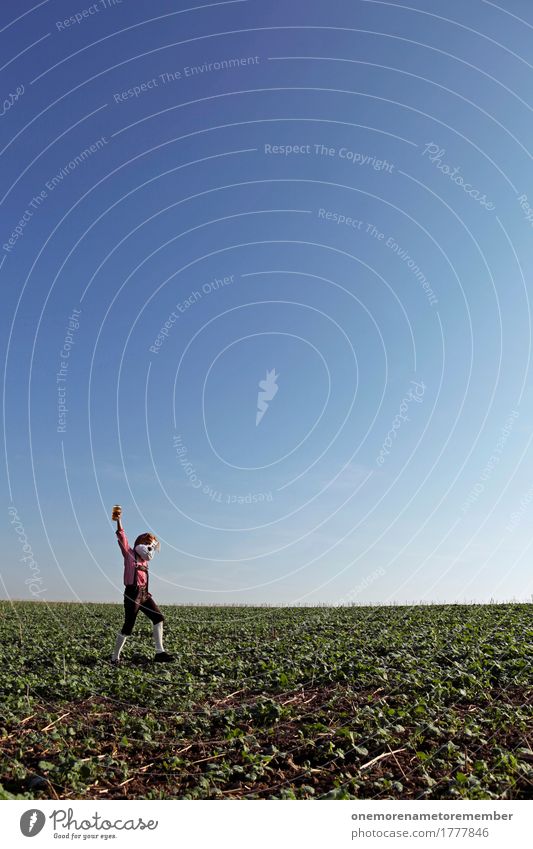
[1,598,531,607]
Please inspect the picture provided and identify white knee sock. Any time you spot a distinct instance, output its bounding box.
[112,632,127,661]
[153,621,164,654]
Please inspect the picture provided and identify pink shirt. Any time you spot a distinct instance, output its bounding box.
[116,527,148,588]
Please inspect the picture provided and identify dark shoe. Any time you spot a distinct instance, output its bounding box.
[110,658,122,667]
[154,651,174,663]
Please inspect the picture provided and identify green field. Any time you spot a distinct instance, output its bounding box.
[1,602,531,800]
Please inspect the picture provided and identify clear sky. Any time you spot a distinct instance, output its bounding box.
[2,0,533,604]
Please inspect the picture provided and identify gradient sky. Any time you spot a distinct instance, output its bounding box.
[3,0,533,603]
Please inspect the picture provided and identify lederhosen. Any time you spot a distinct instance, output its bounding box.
[130,560,150,597]
[121,558,163,636]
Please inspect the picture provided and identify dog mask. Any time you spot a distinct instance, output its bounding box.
[134,541,159,561]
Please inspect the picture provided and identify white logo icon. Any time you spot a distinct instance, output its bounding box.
[256,369,279,426]
[20,809,46,837]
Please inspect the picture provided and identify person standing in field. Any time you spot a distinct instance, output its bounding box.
[110,505,174,665]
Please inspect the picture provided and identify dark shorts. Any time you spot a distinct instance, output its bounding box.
[121,584,164,635]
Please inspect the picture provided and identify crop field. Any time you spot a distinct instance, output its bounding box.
[0,602,531,800]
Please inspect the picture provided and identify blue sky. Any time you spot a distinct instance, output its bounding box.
[3,0,533,603]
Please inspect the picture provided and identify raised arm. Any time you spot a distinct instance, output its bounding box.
[113,505,129,554]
